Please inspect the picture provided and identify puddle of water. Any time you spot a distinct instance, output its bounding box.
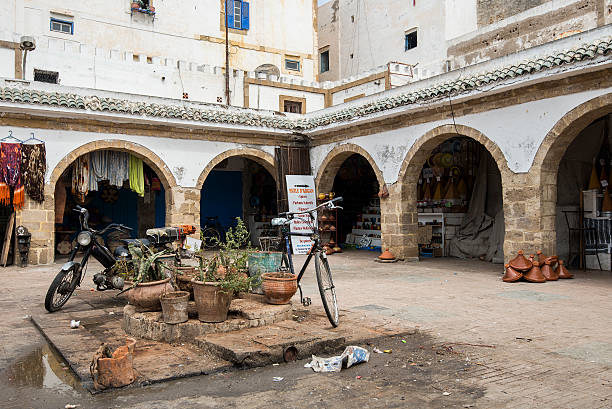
[3,343,84,395]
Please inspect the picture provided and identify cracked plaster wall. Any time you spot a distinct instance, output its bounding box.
[310,87,612,184]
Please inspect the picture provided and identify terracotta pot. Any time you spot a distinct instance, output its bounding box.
[262,272,297,305]
[523,261,546,283]
[541,259,559,281]
[509,251,532,272]
[502,264,522,283]
[175,266,197,300]
[556,260,574,279]
[160,291,190,324]
[125,278,174,311]
[131,2,140,10]
[92,338,136,390]
[192,280,232,322]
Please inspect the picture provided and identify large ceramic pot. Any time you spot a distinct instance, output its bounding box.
[192,280,232,323]
[160,291,190,324]
[261,272,297,305]
[125,278,174,311]
[175,266,197,300]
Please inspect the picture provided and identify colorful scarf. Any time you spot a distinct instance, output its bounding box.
[21,143,47,203]
[0,142,24,210]
[129,155,144,197]
[71,155,89,203]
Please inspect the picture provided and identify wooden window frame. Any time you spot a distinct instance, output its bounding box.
[279,95,306,114]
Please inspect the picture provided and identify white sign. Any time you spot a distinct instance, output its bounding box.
[184,237,202,252]
[286,175,317,255]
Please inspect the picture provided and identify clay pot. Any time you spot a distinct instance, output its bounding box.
[523,261,546,283]
[330,225,336,231]
[509,251,532,272]
[261,272,297,305]
[92,338,136,390]
[502,264,523,283]
[318,193,326,200]
[536,250,546,265]
[541,259,559,281]
[175,266,196,300]
[192,280,232,322]
[320,215,328,222]
[556,260,574,279]
[333,246,342,253]
[324,246,334,255]
[379,248,395,260]
[160,291,190,324]
[131,1,140,10]
[125,278,174,311]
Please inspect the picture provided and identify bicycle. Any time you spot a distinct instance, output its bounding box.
[271,197,343,327]
[201,216,224,249]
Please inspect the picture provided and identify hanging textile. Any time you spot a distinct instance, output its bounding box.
[21,143,47,203]
[129,155,144,197]
[0,142,24,210]
[108,151,129,188]
[88,150,108,191]
[55,178,68,223]
[71,155,90,203]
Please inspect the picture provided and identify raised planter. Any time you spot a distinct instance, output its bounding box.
[160,291,189,324]
[261,272,297,305]
[124,278,174,312]
[192,280,232,323]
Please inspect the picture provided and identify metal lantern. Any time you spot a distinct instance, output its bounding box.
[16,225,31,267]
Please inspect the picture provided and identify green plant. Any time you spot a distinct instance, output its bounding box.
[196,218,257,294]
[128,242,170,284]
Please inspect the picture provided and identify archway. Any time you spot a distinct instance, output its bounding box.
[197,149,277,247]
[316,144,384,253]
[534,94,612,270]
[50,140,176,259]
[398,125,506,262]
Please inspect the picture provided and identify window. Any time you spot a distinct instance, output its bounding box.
[285,59,300,72]
[405,30,417,51]
[226,0,249,30]
[320,50,329,73]
[34,69,59,84]
[50,18,73,35]
[284,100,302,113]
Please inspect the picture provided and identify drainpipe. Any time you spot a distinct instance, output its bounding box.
[225,2,230,106]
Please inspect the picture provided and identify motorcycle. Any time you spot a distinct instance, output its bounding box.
[44,205,194,312]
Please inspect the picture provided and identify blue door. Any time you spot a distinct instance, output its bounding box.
[201,170,243,230]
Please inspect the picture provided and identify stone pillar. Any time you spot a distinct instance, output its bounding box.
[502,169,551,261]
[15,184,55,265]
[167,187,200,234]
[380,182,419,261]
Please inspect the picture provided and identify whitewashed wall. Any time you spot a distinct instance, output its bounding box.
[247,84,325,112]
[311,87,612,183]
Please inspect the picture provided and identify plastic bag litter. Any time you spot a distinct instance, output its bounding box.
[70,320,80,329]
[304,346,370,373]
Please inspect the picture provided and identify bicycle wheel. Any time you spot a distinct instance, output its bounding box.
[202,227,221,248]
[314,251,339,327]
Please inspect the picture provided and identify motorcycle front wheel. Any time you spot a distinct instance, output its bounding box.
[44,265,80,312]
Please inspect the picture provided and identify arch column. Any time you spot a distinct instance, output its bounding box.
[167,187,201,232]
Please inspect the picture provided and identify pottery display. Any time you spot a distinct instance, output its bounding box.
[523,261,546,283]
[541,259,559,281]
[509,251,532,272]
[502,264,522,282]
[556,260,574,279]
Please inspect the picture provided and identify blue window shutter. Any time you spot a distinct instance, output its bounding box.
[226,0,234,29]
[241,1,249,30]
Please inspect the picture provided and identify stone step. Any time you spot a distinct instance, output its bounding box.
[195,319,346,367]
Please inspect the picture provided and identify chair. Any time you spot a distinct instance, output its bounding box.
[563,210,602,270]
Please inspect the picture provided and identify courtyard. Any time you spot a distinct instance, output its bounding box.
[1,252,610,408]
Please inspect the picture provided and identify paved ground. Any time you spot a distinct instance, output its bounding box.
[1,250,611,408]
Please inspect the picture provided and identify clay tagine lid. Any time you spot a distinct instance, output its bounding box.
[502,264,523,283]
[509,251,533,272]
[541,258,559,281]
[537,250,546,264]
[523,261,546,283]
[556,260,574,279]
[379,248,396,260]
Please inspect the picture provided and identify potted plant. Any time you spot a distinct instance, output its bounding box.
[121,242,174,311]
[261,272,297,305]
[192,218,256,322]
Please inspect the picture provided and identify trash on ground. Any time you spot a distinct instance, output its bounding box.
[273,377,284,382]
[65,405,79,409]
[383,349,392,354]
[272,363,279,366]
[373,347,383,353]
[401,340,407,343]
[70,320,80,329]
[442,392,451,396]
[304,346,370,373]
[356,375,362,379]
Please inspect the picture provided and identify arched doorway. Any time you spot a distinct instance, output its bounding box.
[534,94,612,270]
[198,150,277,247]
[399,126,505,263]
[554,114,612,270]
[49,140,176,260]
[53,149,170,257]
[316,145,384,252]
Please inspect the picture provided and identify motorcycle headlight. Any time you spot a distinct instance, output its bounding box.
[77,231,92,246]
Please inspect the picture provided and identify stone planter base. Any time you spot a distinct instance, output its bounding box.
[122,294,292,344]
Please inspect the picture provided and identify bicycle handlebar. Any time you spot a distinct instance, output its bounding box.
[280,197,343,218]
